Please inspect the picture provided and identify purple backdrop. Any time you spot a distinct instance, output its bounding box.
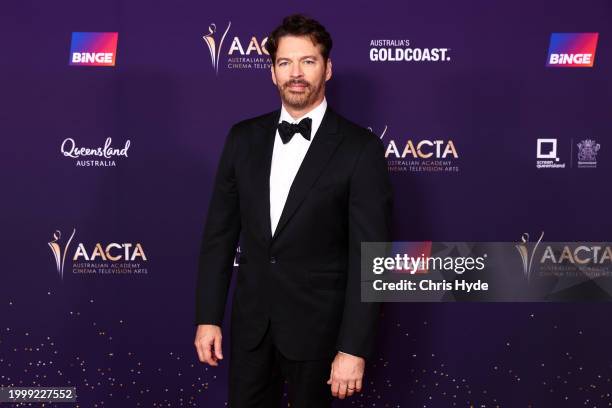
[2,0,611,406]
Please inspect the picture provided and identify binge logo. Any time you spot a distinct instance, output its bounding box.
[546,33,599,68]
[69,32,118,66]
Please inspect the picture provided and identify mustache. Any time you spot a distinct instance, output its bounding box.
[283,80,310,88]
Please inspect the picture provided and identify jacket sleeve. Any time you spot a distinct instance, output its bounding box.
[336,132,393,359]
[194,125,241,327]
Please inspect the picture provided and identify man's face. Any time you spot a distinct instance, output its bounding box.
[270,35,332,111]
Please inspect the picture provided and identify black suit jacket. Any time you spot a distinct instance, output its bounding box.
[195,105,393,361]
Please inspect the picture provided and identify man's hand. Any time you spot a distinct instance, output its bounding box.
[194,324,223,366]
[326,352,365,399]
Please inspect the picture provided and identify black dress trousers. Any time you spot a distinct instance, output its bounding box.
[228,319,335,407]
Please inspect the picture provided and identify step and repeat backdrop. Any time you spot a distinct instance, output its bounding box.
[2,0,611,406]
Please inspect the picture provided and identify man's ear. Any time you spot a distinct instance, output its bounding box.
[325,58,332,82]
[271,64,277,86]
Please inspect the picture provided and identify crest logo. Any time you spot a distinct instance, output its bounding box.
[577,139,600,168]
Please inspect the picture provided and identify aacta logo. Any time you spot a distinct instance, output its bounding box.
[69,32,118,67]
[546,33,599,68]
[73,242,147,261]
[203,21,271,74]
[369,125,460,173]
[48,228,147,279]
[385,139,458,159]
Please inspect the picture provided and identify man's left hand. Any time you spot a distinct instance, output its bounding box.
[326,352,365,399]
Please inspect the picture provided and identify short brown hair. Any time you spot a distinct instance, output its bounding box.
[265,14,333,65]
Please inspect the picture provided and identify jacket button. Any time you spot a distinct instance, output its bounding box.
[269,256,277,264]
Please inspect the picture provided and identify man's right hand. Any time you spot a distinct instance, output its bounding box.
[194,324,223,366]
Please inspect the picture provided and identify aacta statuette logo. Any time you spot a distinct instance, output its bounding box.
[48,228,76,280]
[202,21,271,73]
[203,22,231,75]
[515,231,544,282]
[48,228,148,278]
[577,139,601,169]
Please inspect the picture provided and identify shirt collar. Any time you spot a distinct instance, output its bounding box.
[279,97,328,140]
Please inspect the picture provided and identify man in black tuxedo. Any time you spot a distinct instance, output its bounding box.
[194,14,393,407]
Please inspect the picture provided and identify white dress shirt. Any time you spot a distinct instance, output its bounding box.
[269,97,357,359]
[269,97,327,237]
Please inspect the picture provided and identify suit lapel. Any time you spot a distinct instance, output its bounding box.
[272,106,342,242]
[251,105,343,245]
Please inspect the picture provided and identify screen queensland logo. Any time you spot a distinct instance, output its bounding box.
[369,38,451,63]
[69,32,118,67]
[203,21,271,74]
[370,124,460,173]
[546,33,599,68]
[48,228,148,280]
[536,138,565,169]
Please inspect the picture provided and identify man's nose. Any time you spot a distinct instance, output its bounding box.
[290,61,303,77]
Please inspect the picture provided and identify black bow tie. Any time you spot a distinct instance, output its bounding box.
[277,117,312,144]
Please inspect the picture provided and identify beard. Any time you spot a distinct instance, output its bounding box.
[278,77,323,110]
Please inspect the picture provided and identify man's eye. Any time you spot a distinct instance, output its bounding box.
[278,61,287,66]
[304,60,314,64]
